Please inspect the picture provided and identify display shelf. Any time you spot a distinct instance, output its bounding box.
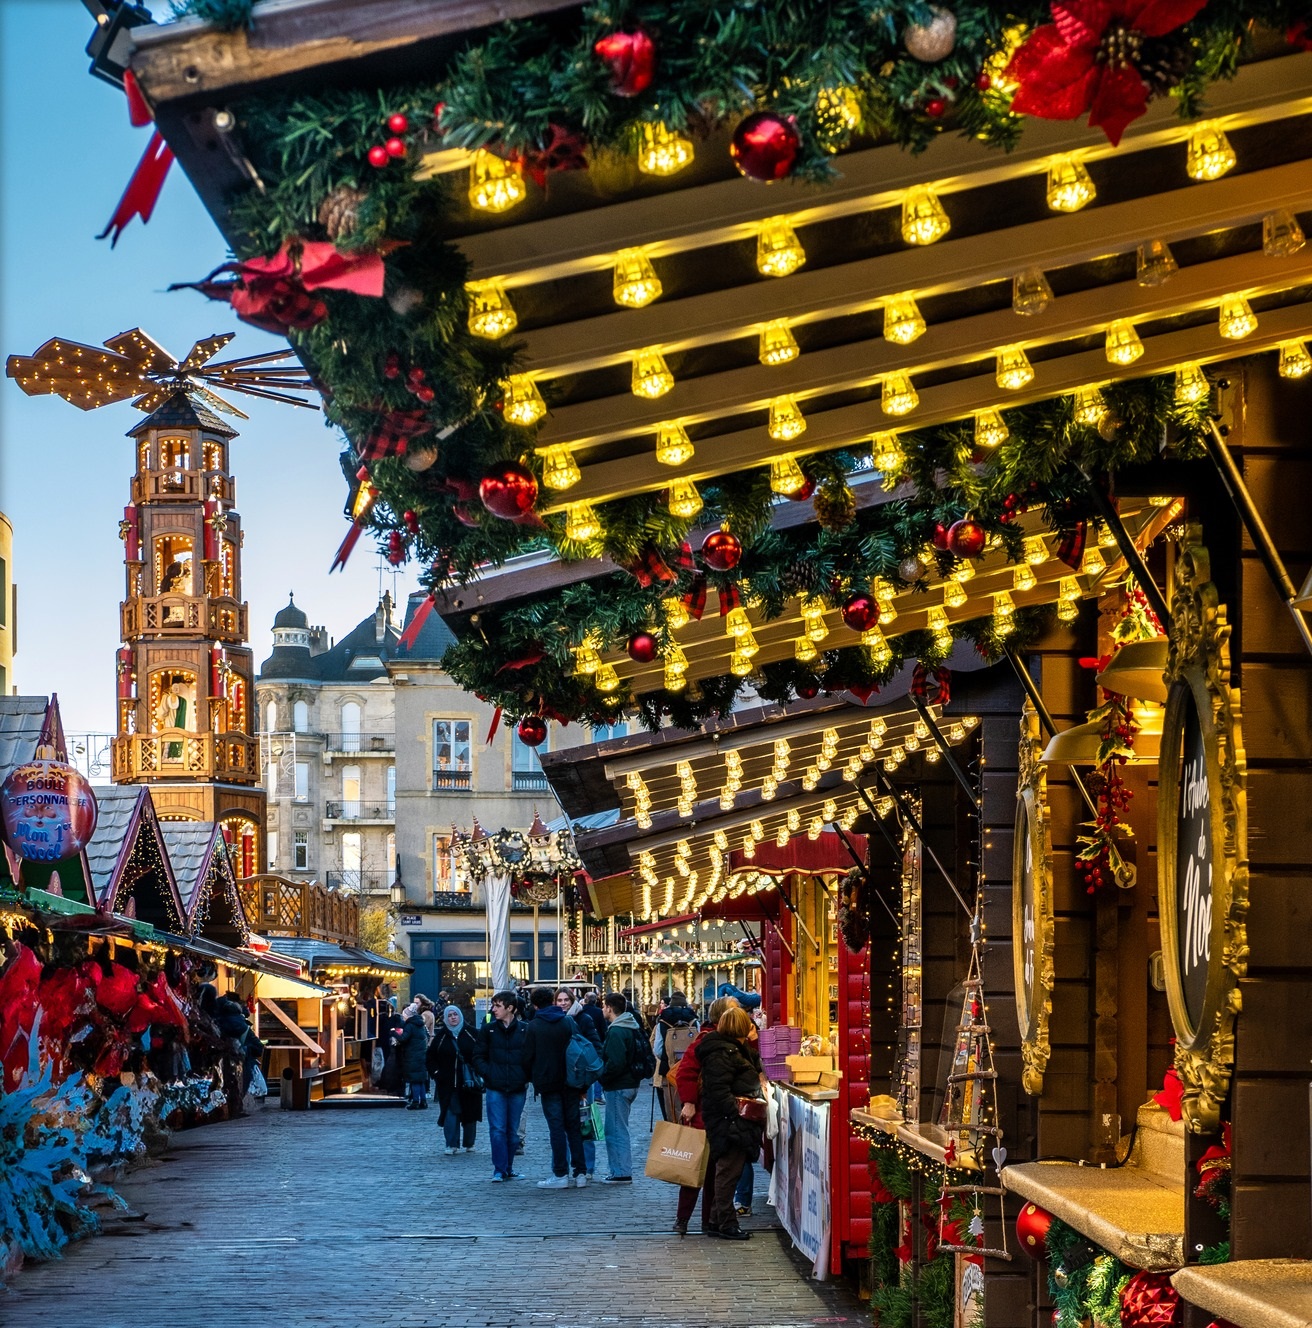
[1172,1260,1312,1328]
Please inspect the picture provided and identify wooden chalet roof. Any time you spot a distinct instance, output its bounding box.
[86,785,186,927]
[0,695,62,772]
[159,820,248,944]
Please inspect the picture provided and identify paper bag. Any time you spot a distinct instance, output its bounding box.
[644,1119,709,1187]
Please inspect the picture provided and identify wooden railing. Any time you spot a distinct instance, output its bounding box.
[131,469,234,505]
[121,594,247,642]
[112,730,259,782]
[241,874,359,944]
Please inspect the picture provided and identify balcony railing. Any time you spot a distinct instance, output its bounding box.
[122,594,247,643]
[131,469,235,505]
[113,730,258,782]
[432,768,472,791]
[326,871,394,895]
[323,732,395,754]
[511,771,550,792]
[324,801,395,822]
[241,873,359,941]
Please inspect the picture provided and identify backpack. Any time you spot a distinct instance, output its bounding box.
[664,1022,698,1066]
[566,1025,605,1089]
[627,1026,658,1082]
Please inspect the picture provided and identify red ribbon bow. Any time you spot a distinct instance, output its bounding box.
[717,584,742,616]
[683,577,708,621]
[619,543,678,588]
[511,123,590,189]
[1056,520,1087,570]
[910,664,951,706]
[359,409,434,464]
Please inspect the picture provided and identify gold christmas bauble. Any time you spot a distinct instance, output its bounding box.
[903,7,957,62]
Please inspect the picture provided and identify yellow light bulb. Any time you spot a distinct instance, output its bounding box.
[769,453,808,496]
[663,597,690,630]
[637,122,693,176]
[768,396,807,441]
[664,668,688,693]
[974,409,1008,448]
[725,606,751,638]
[1059,575,1082,603]
[1057,597,1079,622]
[881,372,919,416]
[1186,123,1236,182]
[737,629,760,658]
[469,150,526,212]
[1174,362,1210,405]
[632,348,674,399]
[1278,340,1312,379]
[667,479,703,520]
[612,249,662,308]
[540,445,581,491]
[994,590,1016,619]
[1104,320,1144,365]
[1218,294,1257,340]
[926,606,949,635]
[756,218,806,277]
[1024,536,1049,566]
[502,375,546,426]
[564,502,601,542]
[466,281,518,338]
[1045,155,1095,212]
[883,296,927,345]
[944,582,967,609]
[1083,546,1107,578]
[1012,267,1054,317]
[759,320,800,366]
[1072,386,1108,426]
[902,186,950,245]
[594,663,620,693]
[794,637,818,663]
[995,346,1034,390]
[655,422,694,466]
[871,431,904,474]
[1014,564,1036,592]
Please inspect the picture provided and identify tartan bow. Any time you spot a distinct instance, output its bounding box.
[717,583,742,616]
[1056,520,1087,570]
[910,664,951,705]
[618,543,678,588]
[359,409,434,464]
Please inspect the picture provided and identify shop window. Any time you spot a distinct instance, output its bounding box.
[432,719,472,789]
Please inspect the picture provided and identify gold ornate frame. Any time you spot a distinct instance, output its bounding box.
[1013,702,1055,1096]
[1157,528,1249,1134]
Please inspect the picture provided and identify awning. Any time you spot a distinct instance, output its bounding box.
[266,936,413,976]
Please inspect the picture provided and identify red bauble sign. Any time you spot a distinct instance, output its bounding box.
[730,111,800,182]
[1,758,98,863]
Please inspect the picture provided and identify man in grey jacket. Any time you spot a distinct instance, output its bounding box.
[598,992,646,1183]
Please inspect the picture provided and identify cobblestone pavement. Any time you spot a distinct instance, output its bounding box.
[4,1094,866,1328]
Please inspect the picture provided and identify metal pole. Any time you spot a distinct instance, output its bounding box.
[1075,465,1170,624]
[908,694,976,805]
[1202,416,1312,659]
[532,903,540,982]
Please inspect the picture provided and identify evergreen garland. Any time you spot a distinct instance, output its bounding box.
[1045,1217,1135,1328]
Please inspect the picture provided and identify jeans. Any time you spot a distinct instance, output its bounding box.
[407,1079,428,1106]
[486,1089,526,1178]
[442,1096,477,1150]
[734,1161,754,1210]
[539,1090,586,1177]
[604,1086,638,1178]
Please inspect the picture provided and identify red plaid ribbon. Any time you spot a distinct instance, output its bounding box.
[910,664,951,705]
[1056,520,1087,570]
[683,577,708,620]
[675,540,696,573]
[717,584,742,616]
[359,410,433,463]
[619,543,677,588]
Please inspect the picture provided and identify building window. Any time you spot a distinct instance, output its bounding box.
[264,698,278,733]
[340,701,361,751]
[0,556,6,626]
[432,833,467,896]
[432,720,472,790]
[387,832,396,885]
[511,729,549,791]
[266,758,278,799]
[293,699,309,733]
[590,721,628,741]
[341,765,361,818]
[386,764,396,815]
[294,830,308,870]
[342,831,362,891]
[267,830,278,871]
[294,762,309,802]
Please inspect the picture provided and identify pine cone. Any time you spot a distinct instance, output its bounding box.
[1138,34,1195,97]
[318,185,368,240]
[813,481,857,532]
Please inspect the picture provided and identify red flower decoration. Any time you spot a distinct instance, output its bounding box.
[1152,1064,1184,1121]
[1005,1,1207,145]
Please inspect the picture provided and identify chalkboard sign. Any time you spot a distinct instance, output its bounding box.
[1175,693,1212,1031]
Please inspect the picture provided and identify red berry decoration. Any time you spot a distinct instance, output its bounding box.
[367,145,389,168]
[403,509,420,535]
[947,517,987,558]
[386,530,407,565]
[700,529,743,572]
[841,593,879,633]
[479,460,539,520]
[932,522,952,551]
[796,677,820,700]
[383,353,401,380]
[627,631,659,663]
[385,136,407,158]
[730,111,800,182]
[1016,1202,1053,1258]
[975,71,993,90]
[414,386,436,404]
[516,715,548,748]
[593,29,656,97]
[925,97,947,118]
[387,112,409,134]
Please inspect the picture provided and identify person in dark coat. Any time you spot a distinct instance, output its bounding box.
[575,991,608,1046]
[521,986,587,1187]
[671,995,738,1235]
[472,990,528,1181]
[396,1003,430,1109]
[428,1004,483,1153]
[698,1006,766,1241]
[376,1003,405,1096]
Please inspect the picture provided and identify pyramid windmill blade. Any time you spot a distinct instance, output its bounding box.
[179,333,235,373]
[7,338,145,410]
[189,383,250,420]
[102,329,178,376]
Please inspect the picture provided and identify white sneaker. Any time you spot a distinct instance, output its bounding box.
[444,1147,458,1156]
[537,1176,569,1189]
[464,1146,476,1153]
[574,1173,588,1188]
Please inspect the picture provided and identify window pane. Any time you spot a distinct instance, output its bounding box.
[294,830,308,870]
[295,762,309,801]
[267,831,278,870]
[293,700,309,732]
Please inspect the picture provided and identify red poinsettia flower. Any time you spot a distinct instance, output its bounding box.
[1153,1063,1184,1120]
[1006,1,1207,145]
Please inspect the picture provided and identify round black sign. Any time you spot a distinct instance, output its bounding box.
[1175,690,1213,1031]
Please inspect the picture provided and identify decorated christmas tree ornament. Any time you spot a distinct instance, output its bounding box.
[901,185,950,245]
[540,445,581,490]
[469,149,526,212]
[627,631,659,663]
[730,111,801,182]
[881,372,919,416]
[899,553,928,583]
[404,441,439,472]
[756,218,806,276]
[1263,208,1306,258]
[1015,1201,1053,1256]
[813,480,856,531]
[1279,339,1312,379]
[1218,293,1257,340]
[1045,154,1095,212]
[1186,123,1236,181]
[769,454,808,496]
[1013,267,1054,316]
[996,345,1034,390]
[1136,237,1178,285]
[466,280,518,338]
[903,5,957,61]
[367,145,390,168]
[883,295,926,344]
[502,375,547,425]
[453,502,482,528]
[387,529,407,564]
[613,248,662,308]
[637,121,693,176]
[1174,361,1210,405]
[632,347,674,398]
[947,517,987,558]
[787,475,816,502]
[975,408,1009,448]
[516,715,548,746]
[841,593,879,633]
[564,501,601,542]
[701,529,743,571]
[655,421,694,465]
[1120,1270,1181,1328]
[759,320,800,365]
[317,185,369,240]
[480,459,539,519]
[768,396,806,441]
[796,676,821,699]
[593,29,656,97]
[933,523,952,551]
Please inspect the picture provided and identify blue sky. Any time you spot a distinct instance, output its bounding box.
[0,1,392,736]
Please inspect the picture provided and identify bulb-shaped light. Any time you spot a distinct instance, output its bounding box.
[564,502,601,542]
[469,150,526,212]
[667,479,702,519]
[632,348,674,398]
[768,396,807,441]
[466,281,518,338]
[502,375,546,426]
[1072,386,1108,427]
[901,186,950,245]
[1136,238,1177,286]
[1104,320,1144,365]
[1046,155,1095,212]
[540,445,581,491]
[655,422,694,466]
[769,454,808,496]
[638,122,693,176]
[1218,294,1257,340]
[1012,267,1053,317]
[1186,124,1236,182]
[759,320,799,366]
[1278,340,1312,379]
[995,346,1034,390]
[1014,563,1036,592]
[1263,208,1306,259]
[884,296,927,345]
[613,249,662,308]
[974,409,1009,448]
[881,372,919,416]
[1174,362,1210,405]
[756,218,806,277]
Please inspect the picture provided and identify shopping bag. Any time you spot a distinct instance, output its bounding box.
[590,1101,605,1142]
[250,1065,268,1099]
[644,1119,709,1187]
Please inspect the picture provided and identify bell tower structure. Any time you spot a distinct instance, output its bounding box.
[112,391,265,879]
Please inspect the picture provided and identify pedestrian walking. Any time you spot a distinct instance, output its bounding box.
[471,989,528,1181]
[376,1001,405,1096]
[396,1001,430,1109]
[521,986,588,1188]
[671,995,738,1235]
[698,1006,766,1241]
[653,989,699,1120]
[564,988,603,1179]
[597,991,648,1183]
[428,1004,483,1153]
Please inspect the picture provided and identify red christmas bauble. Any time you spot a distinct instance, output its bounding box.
[730,111,800,182]
[1016,1202,1053,1258]
[593,29,656,97]
[796,678,820,699]
[628,631,659,663]
[385,136,407,158]
[516,716,548,747]
[367,145,389,168]
[453,502,482,529]
[789,476,816,502]
[975,71,992,91]
[947,517,987,558]
[1120,1271,1180,1328]
[1,758,98,863]
[480,460,539,520]
[414,385,436,403]
[403,509,420,535]
[842,593,879,633]
[925,97,947,118]
[701,529,743,571]
[387,112,409,134]
[932,522,951,551]
[386,531,407,565]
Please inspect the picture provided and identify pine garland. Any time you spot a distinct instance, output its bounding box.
[1046,1217,1135,1328]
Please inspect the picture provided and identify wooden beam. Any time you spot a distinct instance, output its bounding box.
[461,55,1312,284]
[538,300,1312,510]
[514,160,1312,378]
